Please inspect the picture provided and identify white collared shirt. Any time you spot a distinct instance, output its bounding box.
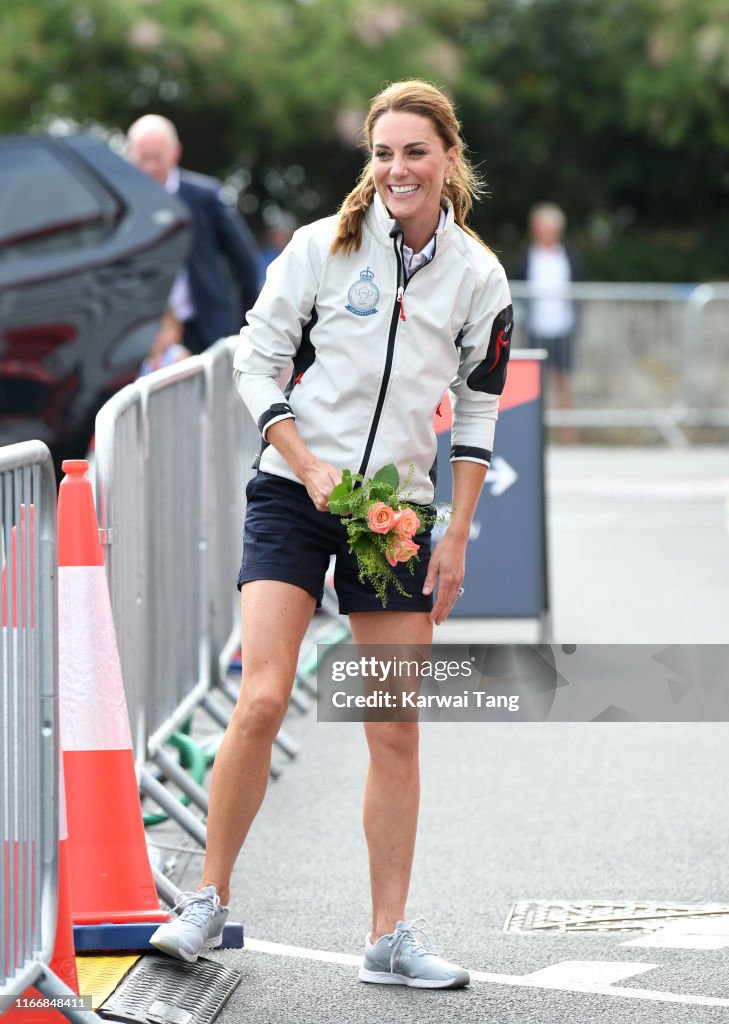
[526,244,574,337]
[401,207,446,279]
[165,168,196,323]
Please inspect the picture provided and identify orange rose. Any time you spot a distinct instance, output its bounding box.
[367,501,396,534]
[392,507,420,539]
[386,536,419,567]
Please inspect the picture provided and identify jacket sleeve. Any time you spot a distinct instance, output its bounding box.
[210,191,263,322]
[232,226,323,440]
[449,262,513,467]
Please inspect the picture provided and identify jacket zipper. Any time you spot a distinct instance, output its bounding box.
[357,233,405,478]
[356,230,439,478]
[397,287,406,320]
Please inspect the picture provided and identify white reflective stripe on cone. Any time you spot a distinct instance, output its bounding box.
[58,566,133,752]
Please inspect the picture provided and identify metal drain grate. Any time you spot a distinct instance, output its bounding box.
[504,900,729,934]
[99,954,241,1024]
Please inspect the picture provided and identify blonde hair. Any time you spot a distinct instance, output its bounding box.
[331,80,488,255]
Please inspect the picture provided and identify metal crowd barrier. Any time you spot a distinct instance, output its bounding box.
[0,441,98,1023]
[95,387,146,762]
[198,341,301,760]
[96,361,210,844]
[139,363,210,752]
[202,339,251,680]
[510,281,729,443]
[94,338,343,845]
[681,282,729,419]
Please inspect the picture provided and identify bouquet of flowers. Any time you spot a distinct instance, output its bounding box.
[328,463,437,608]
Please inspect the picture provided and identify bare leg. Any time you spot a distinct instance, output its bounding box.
[349,610,432,942]
[199,580,316,903]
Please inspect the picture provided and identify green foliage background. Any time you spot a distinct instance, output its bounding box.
[2,0,729,280]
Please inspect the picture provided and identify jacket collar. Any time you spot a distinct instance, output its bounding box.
[366,192,454,252]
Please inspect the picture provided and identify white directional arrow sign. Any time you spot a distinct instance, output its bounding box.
[486,455,518,496]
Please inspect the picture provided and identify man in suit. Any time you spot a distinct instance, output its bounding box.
[127,115,261,353]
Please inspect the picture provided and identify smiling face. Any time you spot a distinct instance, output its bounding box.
[371,111,458,250]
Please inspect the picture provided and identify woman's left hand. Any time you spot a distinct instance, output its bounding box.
[422,531,467,625]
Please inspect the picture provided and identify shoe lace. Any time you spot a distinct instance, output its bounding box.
[172,890,220,928]
[389,917,438,972]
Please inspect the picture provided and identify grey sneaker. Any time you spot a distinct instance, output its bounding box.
[358,917,470,989]
[149,886,229,963]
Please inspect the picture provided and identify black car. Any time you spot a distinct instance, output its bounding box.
[0,132,191,473]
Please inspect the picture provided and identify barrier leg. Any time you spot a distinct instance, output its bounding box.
[200,693,231,730]
[139,772,207,848]
[272,727,300,759]
[216,677,242,705]
[287,688,311,714]
[34,968,104,1024]
[151,864,182,910]
[151,749,209,815]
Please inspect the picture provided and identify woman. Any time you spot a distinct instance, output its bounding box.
[150,80,512,989]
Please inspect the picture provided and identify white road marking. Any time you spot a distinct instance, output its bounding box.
[467,966,729,1008]
[516,961,658,986]
[244,939,729,1008]
[622,917,729,951]
[245,937,362,968]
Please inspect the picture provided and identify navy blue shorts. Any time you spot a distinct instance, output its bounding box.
[237,472,435,615]
[528,331,576,373]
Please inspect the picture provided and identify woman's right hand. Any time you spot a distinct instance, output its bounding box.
[300,460,341,512]
[266,420,340,510]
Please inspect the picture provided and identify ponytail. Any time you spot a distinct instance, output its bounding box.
[331,168,376,256]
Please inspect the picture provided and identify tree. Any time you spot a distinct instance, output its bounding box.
[2,0,728,278]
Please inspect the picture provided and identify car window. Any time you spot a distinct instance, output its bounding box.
[0,141,121,260]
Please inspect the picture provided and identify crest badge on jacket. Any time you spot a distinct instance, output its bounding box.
[346,267,380,317]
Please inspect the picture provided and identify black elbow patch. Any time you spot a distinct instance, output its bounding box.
[451,445,492,464]
[258,403,293,435]
[466,305,513,395]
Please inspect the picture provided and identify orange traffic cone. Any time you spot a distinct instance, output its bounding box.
[2,509,78,1024]
[57,460,167,939]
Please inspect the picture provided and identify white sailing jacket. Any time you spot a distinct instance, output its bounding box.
[233,194,513,504]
